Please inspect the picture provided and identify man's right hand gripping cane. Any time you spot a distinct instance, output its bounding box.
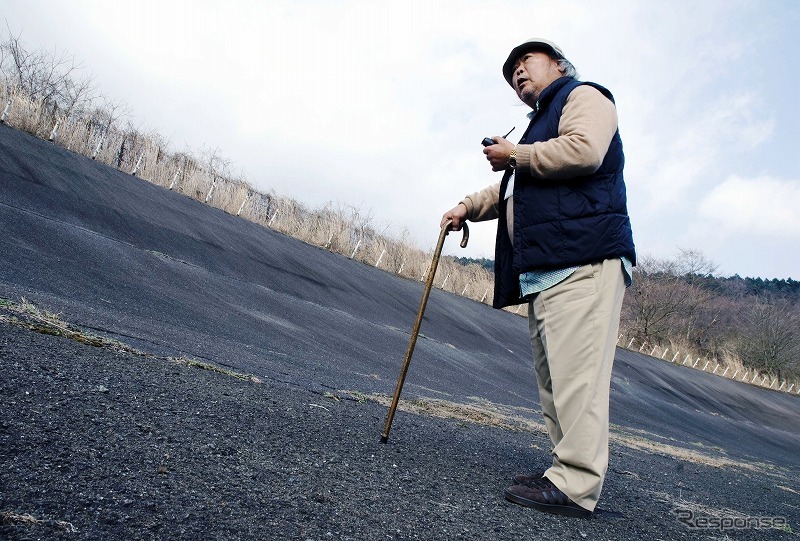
[440,202,468,231]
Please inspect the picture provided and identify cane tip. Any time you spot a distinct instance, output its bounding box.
[380,435,389,444]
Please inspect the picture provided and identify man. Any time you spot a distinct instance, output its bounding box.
[440,38,635,518]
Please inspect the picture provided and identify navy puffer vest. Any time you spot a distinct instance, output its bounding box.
[493,77,636,308]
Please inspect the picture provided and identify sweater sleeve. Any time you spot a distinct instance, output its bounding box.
[459,181,501,222]
[514,85,618,180]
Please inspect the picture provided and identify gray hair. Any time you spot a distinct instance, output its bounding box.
[556,57,580,79]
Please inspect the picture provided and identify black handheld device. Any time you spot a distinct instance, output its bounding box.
[481,127,515,147]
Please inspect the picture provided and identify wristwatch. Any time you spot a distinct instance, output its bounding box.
[509,146,517,168]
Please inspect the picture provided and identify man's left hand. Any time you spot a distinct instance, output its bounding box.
[483,137,515,172]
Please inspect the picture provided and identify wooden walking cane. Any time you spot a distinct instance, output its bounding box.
[380,219,469,443]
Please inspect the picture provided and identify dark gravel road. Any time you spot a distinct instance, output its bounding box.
[1,123,799,540]
[2,316,798,541]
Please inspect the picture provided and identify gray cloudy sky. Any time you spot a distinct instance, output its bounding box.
[4,0,799,279]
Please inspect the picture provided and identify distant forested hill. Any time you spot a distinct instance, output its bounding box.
[452,257,494,272]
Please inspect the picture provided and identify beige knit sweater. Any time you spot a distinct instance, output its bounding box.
[459,85,618,238]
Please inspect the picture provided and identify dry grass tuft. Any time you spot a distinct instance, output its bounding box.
[0,297,262,384]
[175,356,262,383]
[0,297,140,352]
[356,392,787,478]
[607,425,769,473]
[0,510,78,533]
[361,392,548,434]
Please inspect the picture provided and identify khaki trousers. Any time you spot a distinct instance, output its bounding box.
[527,258,626,511]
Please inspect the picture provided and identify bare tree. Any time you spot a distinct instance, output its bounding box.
[0,28,97,117]
[674,248,722,350]
[624,254,682,341]
[623,249,722,349]
[735,296,800,378]
[676,247,718,278]
[89,95,130,133]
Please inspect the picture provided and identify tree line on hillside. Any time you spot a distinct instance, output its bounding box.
[622,249,798,381]
[2,32,797,385]
[455,249,799,381]
[454,249,800,381]
[452,257,494,272]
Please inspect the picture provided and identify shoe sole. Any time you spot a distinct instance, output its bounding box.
[504,488,592,519]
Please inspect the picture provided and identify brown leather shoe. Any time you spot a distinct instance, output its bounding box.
[504,477,592,518]
[512,471,545,487]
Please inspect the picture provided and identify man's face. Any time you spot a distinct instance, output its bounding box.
[511,50,563,106]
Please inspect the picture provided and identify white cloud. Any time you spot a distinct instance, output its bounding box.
[698,175,800,237]
[625,89,776,215]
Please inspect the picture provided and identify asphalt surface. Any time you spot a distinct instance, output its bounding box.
[1,122,799,539]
